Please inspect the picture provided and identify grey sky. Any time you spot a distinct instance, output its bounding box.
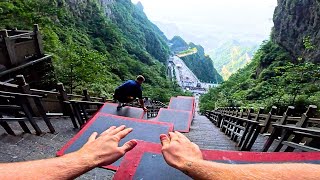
[131,0,277,45]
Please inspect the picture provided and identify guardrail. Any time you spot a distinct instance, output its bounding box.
[205,105,320,152]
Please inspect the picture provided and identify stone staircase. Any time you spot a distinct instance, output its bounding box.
[0,117,115,179]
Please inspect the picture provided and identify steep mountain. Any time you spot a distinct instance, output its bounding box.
[200,0,320,114]
[0,0,187,102]
[273,0,320,62]
[209,41,259,80]
[179,43,223,84]
[169,36,189,54]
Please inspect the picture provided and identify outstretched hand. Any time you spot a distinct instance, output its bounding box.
[160,131,203,170]
[143,107,148,112]
[77,125,137,167]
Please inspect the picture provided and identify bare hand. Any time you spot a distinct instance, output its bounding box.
[143,107,148,112]
[77,125,137,167]
[160,131,203,170]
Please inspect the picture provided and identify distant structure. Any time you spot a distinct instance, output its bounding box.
[167,56,219,95]
[0,24,56,89]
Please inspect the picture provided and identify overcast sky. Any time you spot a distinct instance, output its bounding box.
[131,0,277,44]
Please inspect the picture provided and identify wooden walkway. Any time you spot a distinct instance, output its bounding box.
[186,113,237,150]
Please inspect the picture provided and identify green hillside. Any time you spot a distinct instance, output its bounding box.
[180,43,223,84]
[209,40,258,80]
[200,40,320,114]
[0,0,188,102]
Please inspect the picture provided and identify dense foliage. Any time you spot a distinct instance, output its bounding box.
[200,40,320,115]
[0,0,188,102]
[209,40,258,80]
[180,43,223,83]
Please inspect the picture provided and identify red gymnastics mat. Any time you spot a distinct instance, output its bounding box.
[113,141,320,180]
[56,113,173,170]
[168,97,195,113]
[99,103,147,119]
[154,108,193,133]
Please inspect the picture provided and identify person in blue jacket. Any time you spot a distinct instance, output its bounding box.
[114,75,148,112]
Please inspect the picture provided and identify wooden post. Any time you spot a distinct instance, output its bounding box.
[0,114,15,135]
[283,105,317,152]
[230,107,241,140]
[4,29,18,66]
[34,24,44,56]
[82,89,91,101]
[244,108,265,151]
[57,83,78,128]
[262,106,294,152]
[238,108,254,149]
[16,75,55,133]
[15,75,44,135]
[261,106,278,133]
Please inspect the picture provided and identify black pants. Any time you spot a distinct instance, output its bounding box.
[114,90,134,103]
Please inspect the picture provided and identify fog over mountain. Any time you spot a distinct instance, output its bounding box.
[131,0,277,50]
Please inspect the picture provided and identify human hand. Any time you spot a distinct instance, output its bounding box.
[143,107,148,112]
[160,131,203,170]
[77,125,137,167]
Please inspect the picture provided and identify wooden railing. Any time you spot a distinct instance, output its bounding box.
[0,75,111,134]
[205,105,320,152]
[0,75,167,135]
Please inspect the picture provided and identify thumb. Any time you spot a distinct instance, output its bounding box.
[160,134,170,147]
[119,139,138,153]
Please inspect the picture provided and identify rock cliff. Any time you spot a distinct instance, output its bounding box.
[273,0,320,62]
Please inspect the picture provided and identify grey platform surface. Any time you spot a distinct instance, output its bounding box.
[155,109,192,132]
[60,114,172,167]
[100,103,147,119]
[169,98,194,112]
[133,153,190,180]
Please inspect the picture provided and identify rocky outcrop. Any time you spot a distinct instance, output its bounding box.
[169,36,189,53]
[273,0,320,62]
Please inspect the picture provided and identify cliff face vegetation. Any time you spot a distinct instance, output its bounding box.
[169,37,223,84]
[201,0,320,114]
[180,43,223,84]
[273,0,320,62]
[209,40,258,80]
[0,0,188,102]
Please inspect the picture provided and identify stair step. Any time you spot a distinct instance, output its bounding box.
[0,141,31,162]
[41,129,79,143]
[21,133,65,150]
[0,133,24,144]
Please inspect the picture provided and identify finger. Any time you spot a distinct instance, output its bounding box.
[169,132,179,141]
[87,132,98,143]
[100,126,117,136]
[160,134,170,147]
[115,128,133,140]
[175,131,190,142]
[109,125,126,135]
[119,139,138,153]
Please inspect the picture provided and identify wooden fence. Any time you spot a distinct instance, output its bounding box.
[205,105,320,152]
[0,75,166,135]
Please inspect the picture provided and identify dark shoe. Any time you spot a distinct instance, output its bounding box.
[117,105,122,111]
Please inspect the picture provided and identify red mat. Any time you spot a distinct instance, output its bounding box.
[114,141,320,180]
[168,97,195,114]
[99,103,147,119]
[154,108,193,132]
[56,113,173,170]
